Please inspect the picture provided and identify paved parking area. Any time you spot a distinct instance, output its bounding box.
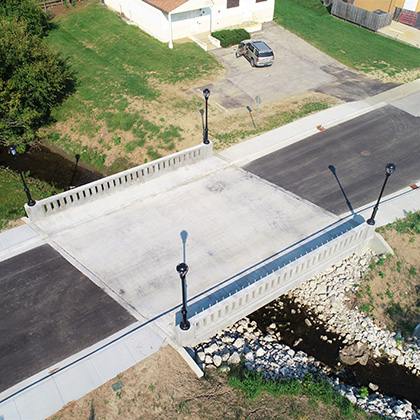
[202,22,399,110]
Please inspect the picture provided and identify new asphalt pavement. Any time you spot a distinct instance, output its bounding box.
[0,245,135,393]
[244,104,420,215]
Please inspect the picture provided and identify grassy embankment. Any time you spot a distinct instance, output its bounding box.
[0,168,61,231]
[45,2,220,172]
[353,211,420,336]
[275,0,420,82]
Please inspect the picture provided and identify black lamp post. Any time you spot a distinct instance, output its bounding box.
[8,144,36,207]
[176,262,190,330]
[366,163,396,226]
[203,88,210,145]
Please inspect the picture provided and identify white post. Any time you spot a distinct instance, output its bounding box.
[169,12,174,49]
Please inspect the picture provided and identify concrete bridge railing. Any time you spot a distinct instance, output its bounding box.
[25,143,213,221]
[175,218,392,347]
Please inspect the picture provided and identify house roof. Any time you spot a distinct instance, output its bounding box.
[143,0,190,13]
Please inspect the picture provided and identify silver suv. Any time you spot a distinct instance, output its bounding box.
[236,40,274,67]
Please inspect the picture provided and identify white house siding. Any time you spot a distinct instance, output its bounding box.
[105,0,170,42]
[105,0,274,45]
[209,0,274,31]
[171,8,211,38]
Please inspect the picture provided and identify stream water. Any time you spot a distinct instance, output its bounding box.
[0,143,102,190]
[249,296,420,409]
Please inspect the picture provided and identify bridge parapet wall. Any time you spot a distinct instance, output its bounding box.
[25,143,213,221]
[175,219,392,347]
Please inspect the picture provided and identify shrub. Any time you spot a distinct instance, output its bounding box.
[211,29,250,48]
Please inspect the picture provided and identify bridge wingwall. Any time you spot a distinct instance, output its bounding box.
[175,222,392,347]
[25,143,213,221]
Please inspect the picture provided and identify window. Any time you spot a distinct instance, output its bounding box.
[227,0,239,8]
[256,0,267,2]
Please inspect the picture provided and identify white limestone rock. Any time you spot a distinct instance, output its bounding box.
[228,351,241,365]
[232,337,245,349]
[213,354,222,367]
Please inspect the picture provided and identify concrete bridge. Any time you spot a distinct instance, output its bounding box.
[21,102,395,348]
[22,138,391,348]
[2,82,420,419]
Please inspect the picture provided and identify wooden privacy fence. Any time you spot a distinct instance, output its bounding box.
[39,0,65,9]
[39,0,82,10]
[332,0,393,31]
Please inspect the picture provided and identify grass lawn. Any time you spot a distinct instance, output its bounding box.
[354,211,420,336]
[0,168,61,231]
[45,1,221,170]
[275,0,420,81]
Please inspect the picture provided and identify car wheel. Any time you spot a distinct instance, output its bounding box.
[251,58,255,67]
[235,51,239,58]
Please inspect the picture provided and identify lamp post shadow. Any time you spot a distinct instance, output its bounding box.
[328,165,355,216]
[68,153,81,190]
[180,230,188,263]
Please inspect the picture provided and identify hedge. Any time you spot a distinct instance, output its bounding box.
[211,28,251,48]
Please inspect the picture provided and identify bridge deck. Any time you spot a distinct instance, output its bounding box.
[27,158,338,336]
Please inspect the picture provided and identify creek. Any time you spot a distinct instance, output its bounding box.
[249,295,420,410]
[0,143,102,190]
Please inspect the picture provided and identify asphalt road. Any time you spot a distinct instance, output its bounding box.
[243,105,420,215]
[0,245,135,393]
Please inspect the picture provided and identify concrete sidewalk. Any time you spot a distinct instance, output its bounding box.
[1,80,420,420]
[378,21,420,49]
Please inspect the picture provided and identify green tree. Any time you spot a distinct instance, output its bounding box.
[0,18,76,149]
[0,0,50,38]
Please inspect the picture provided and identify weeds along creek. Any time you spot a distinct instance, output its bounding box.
[194,252,420,419]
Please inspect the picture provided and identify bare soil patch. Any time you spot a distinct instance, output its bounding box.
[48,345,370,420]
[45,82,341,173]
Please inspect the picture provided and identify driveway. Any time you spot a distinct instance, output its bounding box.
[198,22,399,110]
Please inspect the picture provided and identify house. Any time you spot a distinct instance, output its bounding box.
[352,0,420,13]
[104,0,274,48]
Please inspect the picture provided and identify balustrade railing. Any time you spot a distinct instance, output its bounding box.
[175,219,391,346]
[25,143,212,221]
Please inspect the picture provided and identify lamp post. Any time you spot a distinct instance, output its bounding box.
[176,262,190,330]
[203,88,210,144]
[366,163,396,226]
[8,144,36,207]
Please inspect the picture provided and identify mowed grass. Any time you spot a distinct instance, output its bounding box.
[275,0,420,79]
[48,2,218,114]
[45,2,220,166]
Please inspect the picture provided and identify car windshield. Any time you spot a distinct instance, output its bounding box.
[259,52,273,57]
